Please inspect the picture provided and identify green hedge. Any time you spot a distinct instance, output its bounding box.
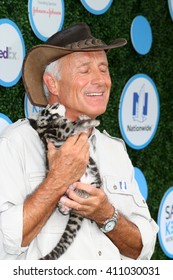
[1,0,173,260]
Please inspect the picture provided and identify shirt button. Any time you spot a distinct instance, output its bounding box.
[98,251,102,256]
[113,185,117,190]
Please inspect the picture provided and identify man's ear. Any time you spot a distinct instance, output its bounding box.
[43,72,59,96]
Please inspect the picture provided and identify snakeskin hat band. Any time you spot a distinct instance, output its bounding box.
[22,22,127,107]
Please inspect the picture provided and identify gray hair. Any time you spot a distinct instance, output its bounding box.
[43,59,62,99]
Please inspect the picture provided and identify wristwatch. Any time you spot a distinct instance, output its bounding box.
[99,206,119,233]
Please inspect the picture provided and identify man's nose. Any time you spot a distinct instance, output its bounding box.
[90,69,105,85]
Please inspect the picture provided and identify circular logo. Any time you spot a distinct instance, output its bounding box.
[134,167,148,200]
[131,15,152,55]
[0,19,25,87]
[24,94,65,118]
[24,94,43,118]
[157,187,173,259]
[119,74,160,150]
[80,0,113,15]
[0,113,12,134]
[28,0,65,41]
[168,0,173,20]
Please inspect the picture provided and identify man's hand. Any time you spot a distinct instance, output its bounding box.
[59,181,143,259]
[47,132,90,195]
[22,132,90,247]
[58,181,114,224]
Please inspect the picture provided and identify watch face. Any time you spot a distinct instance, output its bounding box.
[105,220,115,232]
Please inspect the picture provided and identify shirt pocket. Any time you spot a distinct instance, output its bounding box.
[102,175,147,216]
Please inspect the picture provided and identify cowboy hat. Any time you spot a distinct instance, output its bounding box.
[22,22,127,107]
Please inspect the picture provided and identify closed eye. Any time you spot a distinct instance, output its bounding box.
[99,64,109,73]
[79,66,90,74]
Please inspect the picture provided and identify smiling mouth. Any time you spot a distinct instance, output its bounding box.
[85,92,103,96]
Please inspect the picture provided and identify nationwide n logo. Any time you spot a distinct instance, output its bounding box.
[119,74,160,150]
[132,84,148,123]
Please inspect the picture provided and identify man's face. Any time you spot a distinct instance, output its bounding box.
[57,51,112,120]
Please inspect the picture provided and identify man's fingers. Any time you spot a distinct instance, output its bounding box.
[64,132,89,146]
[47,141,55,150]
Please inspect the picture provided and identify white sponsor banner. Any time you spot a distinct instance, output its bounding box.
[28,0,64,41]
[158,187,173,259]
[24,94,43,118]
[119,74,160,150]
[0,19,25,87]
[168,0,173,20]
[0,113,12,134]
[24,94,65,118]
[80,0,113,15]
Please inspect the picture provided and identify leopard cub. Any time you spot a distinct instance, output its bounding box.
[28,103,102,259]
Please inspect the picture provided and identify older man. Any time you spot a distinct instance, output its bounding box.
[0,23,158,259]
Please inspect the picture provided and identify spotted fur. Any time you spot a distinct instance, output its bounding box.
[28,103,102,259]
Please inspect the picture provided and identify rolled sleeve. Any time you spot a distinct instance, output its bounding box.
[134,217,159,260]
[128,187,159,259]
[128,174,159,259]
[0,203,28,255]
[120,217,159,260]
